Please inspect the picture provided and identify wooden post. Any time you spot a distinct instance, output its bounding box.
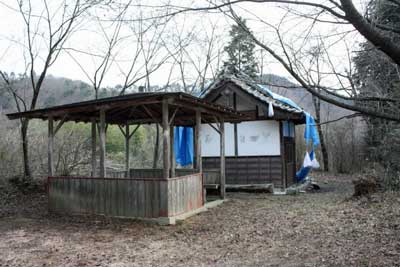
[280,121,286,189]
[91,118,97,177]
[195,110,202,173]
[219,117,225,199]
[125,122,130,178]
[48,116,54,176]
[99,109,106,177]
[162,99,170,179]
[170,125,175,178]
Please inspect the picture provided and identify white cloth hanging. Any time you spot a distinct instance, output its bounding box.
[268,102,274,117]
[311,157,320,169]
[303,152,313,168]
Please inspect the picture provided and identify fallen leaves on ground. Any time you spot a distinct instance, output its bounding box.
[0,173,400,266]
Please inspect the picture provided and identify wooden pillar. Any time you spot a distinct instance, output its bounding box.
[91,118,97,177]
[195,110,202,173]
[162,99,170,179]
[48,116,54,176]
[219,117,225,199]
[99,109,106,177]
[170,125,175,178]
[125,123,130,178]
[280,121,286,189]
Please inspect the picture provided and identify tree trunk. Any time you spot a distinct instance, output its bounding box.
[153,124,160,168]
[317,121,329,172]
[20,119,31,180]
[312,95,329,172]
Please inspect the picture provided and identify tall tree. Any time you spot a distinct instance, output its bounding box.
[353,0,400,182]
[222,17,258,78]
[159,0,400,121]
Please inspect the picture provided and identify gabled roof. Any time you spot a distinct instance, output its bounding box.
[199,72,304,115]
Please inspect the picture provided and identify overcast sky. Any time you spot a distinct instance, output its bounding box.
[0,0,365,89]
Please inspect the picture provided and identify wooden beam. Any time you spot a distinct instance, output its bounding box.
[91,118,97,177]
[48,116,54,176]
[195,110,202,173]
[169,106,179,125]
[117,124,126,137]
[99,109,106,177]
[128,124,140,139]
[170,125,175,178]
[219,117,225,199]
[125,123,130,178]
[208,123,220,134]
[54,115,67,135]
[162,99,170,179]
[142,104,159,122]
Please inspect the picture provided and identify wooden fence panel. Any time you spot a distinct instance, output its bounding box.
[48,173,203,220]
[167,174,203,217]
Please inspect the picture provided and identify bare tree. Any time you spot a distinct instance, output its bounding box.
[0,0,99,180]
[163,17,224,93]
[149,0,400,121]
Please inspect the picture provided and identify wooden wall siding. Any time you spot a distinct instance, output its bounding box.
[203,169,220,184]
[48,173,203,219]
[202,156,283,188]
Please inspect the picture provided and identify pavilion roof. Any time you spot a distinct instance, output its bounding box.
[6,92,247,125]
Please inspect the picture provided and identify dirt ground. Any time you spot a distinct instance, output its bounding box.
[1,173,400,267]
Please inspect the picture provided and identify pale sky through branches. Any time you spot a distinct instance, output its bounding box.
[0,0,366,90]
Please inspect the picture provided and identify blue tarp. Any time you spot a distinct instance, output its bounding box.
[174,126,194,166]
[259,84,319,147]
[304,112,320,147]
[260,84,321,182]
[258,85,303,111]
[295,150,315,182]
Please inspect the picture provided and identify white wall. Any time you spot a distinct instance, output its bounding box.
[200,123,235,156]
[237,121,280,156]
[201,120,281,157]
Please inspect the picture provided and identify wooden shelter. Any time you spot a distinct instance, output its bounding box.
[198,73,306,189]
[7,92,246,224]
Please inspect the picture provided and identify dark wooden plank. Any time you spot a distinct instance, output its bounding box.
[137,180,145,218]
[132,180,139,217]
[48,178,56,212]
[118,178,125,216]
[125,179,133,217]
[152,180,160,218]
[111,179,118,216]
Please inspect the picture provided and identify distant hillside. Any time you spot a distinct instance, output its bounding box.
[0,75,129,112]
[1,73,354,123]
[0,75,93,112]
